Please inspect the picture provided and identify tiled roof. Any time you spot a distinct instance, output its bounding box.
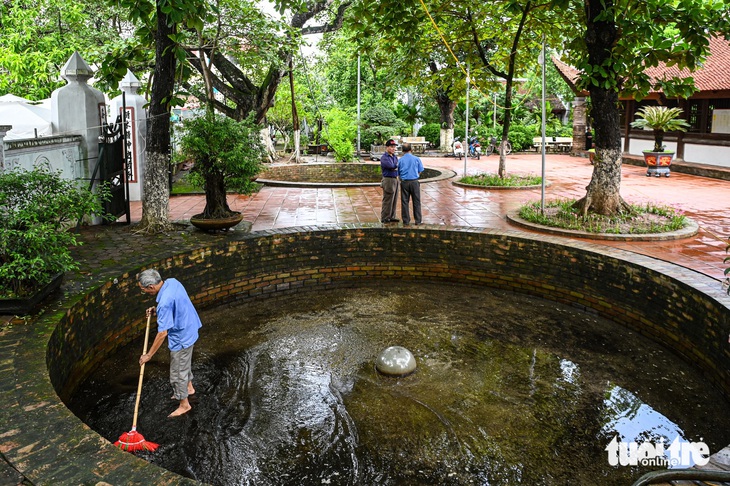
[552,35,730,96]
[645,36,730,92]
[552,56,584,95]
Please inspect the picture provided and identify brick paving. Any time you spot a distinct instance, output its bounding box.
[150,153,730,281]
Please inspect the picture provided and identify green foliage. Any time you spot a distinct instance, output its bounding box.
[363,105,397,126]
[0,168,108,297]
[454,123,465,141]
[630,106,690,152]
[508,123,538,152]
[568,1,727,102]
[460,173,542,187]
[360,104,403,150]
[417,123,441,146]
[396,102,422,135]
[0,0,124,99]
[322,108,357,162]
[180,113,265,194]
[361,127,387,150]
[518,200,688,235]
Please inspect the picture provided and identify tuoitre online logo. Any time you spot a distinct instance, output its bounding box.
[605,436,710,467]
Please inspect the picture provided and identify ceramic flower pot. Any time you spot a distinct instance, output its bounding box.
[642,151,675,177]
[189,212,245,231]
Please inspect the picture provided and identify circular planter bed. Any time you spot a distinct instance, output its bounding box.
[256,163,455,187]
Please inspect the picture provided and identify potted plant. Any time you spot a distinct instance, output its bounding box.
[0,167,108,314]
[179,113,265,231]
[630,106,690,177]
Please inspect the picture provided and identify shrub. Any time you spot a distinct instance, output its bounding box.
[460,173,542,187]
[417,123,441,146]
[363,105,397,126]
[323,108,357,162]
[363,125,394,148]
[181,113,264,196]
[509,123,538,151]
[0,167,108,297]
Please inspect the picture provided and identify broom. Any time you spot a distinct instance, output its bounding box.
[114,313,159,453]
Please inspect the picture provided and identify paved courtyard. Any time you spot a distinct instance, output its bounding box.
[145,153,730,281]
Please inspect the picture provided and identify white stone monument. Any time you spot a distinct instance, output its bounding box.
[51,52,105,183]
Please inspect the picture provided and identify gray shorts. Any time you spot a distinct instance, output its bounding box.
[170,345,194,400]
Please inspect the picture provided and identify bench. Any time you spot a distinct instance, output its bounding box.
[533,137,574,152]
[401,136,430,154]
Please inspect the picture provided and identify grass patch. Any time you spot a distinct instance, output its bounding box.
[518,199,687,234]
[171,172,263,195]
[171,177,203,195]
[459,173,542,187]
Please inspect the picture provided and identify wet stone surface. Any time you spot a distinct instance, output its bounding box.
[69,282,730,485]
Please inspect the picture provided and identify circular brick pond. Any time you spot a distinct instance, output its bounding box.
[255,163,455,187]
[5,226,730,484]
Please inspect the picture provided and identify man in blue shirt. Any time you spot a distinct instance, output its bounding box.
[397,142,424,225]
[380,139,400,223]
[138,269,202,417]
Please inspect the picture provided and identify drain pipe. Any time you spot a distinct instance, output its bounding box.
[632,469,730,486]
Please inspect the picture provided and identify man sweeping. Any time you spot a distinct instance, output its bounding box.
[137,269,202,417]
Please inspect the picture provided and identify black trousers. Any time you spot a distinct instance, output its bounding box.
[400,179,421,224]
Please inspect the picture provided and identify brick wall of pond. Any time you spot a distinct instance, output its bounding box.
[49,227,730,402]
[256,163,443,184]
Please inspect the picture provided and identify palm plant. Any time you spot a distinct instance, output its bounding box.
[630,106,690,152]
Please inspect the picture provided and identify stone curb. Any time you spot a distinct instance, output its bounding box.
[506,211,700,242]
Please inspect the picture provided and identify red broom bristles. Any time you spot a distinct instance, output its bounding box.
[114,429,159,452]
[115,314,159,454]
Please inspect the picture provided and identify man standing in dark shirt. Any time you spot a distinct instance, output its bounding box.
[380,139,399,223]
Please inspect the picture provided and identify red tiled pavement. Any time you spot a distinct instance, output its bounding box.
[130,153,730,281]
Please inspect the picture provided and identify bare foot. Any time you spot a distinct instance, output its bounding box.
[168,403,192,417]
[171,383,195,400]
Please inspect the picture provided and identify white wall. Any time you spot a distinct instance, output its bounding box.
[683,144,730,168]
[625,136,730,167]
[2,136,83,182]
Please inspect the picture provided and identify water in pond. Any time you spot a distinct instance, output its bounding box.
[69,282,730,485]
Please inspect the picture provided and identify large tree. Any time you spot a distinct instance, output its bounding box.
[102,0,347,231]
[566,0,729,216]
[102,0,209,233]
[184,0,348,125]
[347,3,466,151]
[349,0,567,167]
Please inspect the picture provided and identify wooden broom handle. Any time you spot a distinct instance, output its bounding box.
[131,313,153,430]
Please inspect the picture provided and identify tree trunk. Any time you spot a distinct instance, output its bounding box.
[497,1,530,178]
[573,0,630,216]
[288,62,301,163]
[201,169,231,219]
[139,3,175,233]
[436,90,456,151]
[289,130,301,163]
[260,127,275,162]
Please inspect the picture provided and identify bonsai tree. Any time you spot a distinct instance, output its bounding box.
[0,167,108,298]
[630,106,690,152]
[179,113,265,220]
